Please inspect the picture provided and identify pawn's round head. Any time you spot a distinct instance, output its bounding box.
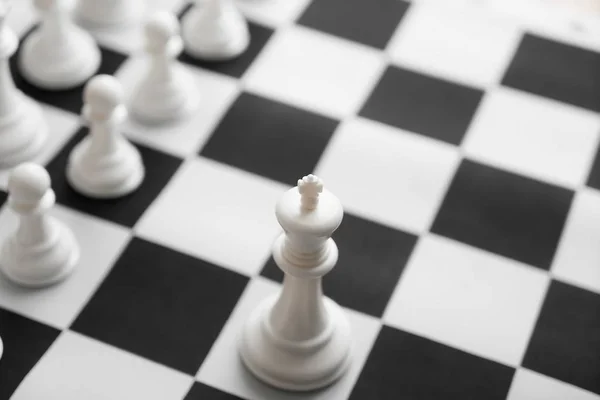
[145,11,179,48]
[8,162,51,206]
[84,75,124,118]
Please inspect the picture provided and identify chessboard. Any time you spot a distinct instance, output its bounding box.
[1,0,599,399]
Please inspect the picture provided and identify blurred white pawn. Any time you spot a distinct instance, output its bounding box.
[130,11,198,124]
[74,0,143,30]
[0,2,47,168]
[19,0,101,90]
[0,163,79,288]
[67,75,145,198]
[182,0,250,61]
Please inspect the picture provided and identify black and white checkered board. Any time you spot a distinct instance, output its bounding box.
[0,0,599,398]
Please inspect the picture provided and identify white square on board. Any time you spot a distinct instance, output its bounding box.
[463,88,600,189]
[552,188,600,294]
[11,331,193,400]
[0,105,80,190]
[197,276,381,400]
[316,117,460,234]
[135,157,286,276]
[507,368,600,400]
[116,56,240,158]
[243,25,385,119]
[387,1,522,87]
[0,205,130,329]
[384,234,550,367]
[486,0,600,53]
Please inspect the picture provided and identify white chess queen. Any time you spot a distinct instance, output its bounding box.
[239,175,352,391]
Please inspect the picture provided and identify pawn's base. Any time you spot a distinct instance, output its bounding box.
[0,95,47,169]
[0,221,79,288]
[239,295,352,391]
[18,31,101,90]
[66,139,145,199]
[181,8,250,61]
[182,35,250,61]
[130,75,199,125]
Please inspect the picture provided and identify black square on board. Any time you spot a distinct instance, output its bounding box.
[360,66,483,145]
[586,144,600,190]
[201,92,339,186]
[298,0,410,49]
[262,212,417,318]
[349,325,514,400]
[71,237,249,375]
[45,128,183,228]
[184,382,244,400]
[431,159,573,270]
[523,280,600,395]
[11,27,127,115]
[0,308,61,400]
[502,34,600,112]
[178,5,273,79]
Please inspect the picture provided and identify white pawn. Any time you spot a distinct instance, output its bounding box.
[182,0,250,61]
[19,0,101,90]
[130,11,198,124]
[0,2,46,168]
[0,163,79,287]
[240,174,352,391]
[74,0,143,30]
[67,75,145,199]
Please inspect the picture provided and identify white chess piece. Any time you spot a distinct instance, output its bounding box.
[67,75,145,198]
[19,0,101,90]
[0,163,79,287]
[182,0,250,61]
[130,11,198,124]
[240,174,352,391]
[0,2,47,169]
[74,0,143,30]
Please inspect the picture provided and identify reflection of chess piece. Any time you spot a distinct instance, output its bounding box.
[240,175,352,391]
[0,163,79,287]
[182,0,250,61]
[67,75,145,198]
[74,0,143,29]
[0,2,47,168]
[130,11,199,124]
[19,0,101,90]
